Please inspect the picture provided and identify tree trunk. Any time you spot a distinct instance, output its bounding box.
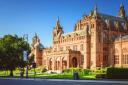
[10,69,13,77]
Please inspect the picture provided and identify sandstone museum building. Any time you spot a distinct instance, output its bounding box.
[30,5,128,72]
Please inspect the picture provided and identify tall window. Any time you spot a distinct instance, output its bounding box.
[127,55,128,64]
[114,55,119,64]
[98,32,101,42]
[80,44,84,51]
[123,55,128,64]
[73,45,77,51]
[104,56,108,61]
[81,55,84,64]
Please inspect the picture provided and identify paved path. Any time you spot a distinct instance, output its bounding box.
[0,78,128,85]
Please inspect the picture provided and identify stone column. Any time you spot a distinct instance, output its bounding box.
[46,58,49,70]
[52,57,55,71]
[67,55,70,69]
[119,39,122,67]
[77,53,80,67]
[60,57,62,71]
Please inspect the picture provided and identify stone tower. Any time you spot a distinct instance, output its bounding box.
[31,33,44,66]
[53,18,64,43]
[90,5,104,69]
[31,33,38,48]
[83,25,91,69]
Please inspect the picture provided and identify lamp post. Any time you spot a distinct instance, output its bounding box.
[23,34,29,78]
[32,61,36,79]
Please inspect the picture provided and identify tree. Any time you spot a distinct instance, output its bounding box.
[0,34,30,76]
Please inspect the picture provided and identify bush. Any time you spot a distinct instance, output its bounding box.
[41,66,47,73]
[106,67,128,79]
[63,68,82,73]
[83,69,91,75]
[63,69,71,73]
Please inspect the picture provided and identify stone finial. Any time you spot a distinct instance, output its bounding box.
[56,17,60,28]
[89,10,93,17]
[93,4,97,16]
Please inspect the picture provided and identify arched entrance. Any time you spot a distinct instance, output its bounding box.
[49,58,52,70]
[72,57,77,67]
[56,57,60,70]
[62,57,67,70]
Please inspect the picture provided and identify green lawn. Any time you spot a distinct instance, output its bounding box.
[0,68,104,79]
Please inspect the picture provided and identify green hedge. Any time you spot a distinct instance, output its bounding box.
[106,67,128,79]
[63,68,91,75]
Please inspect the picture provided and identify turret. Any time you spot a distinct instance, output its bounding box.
[53,17,64,41]
[31,33,44,66]
[118,4,125,18]
[32,33,38,48]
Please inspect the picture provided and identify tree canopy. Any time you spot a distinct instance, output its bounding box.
[0,34,30,76]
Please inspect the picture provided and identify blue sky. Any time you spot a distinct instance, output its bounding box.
[0,0,128,47]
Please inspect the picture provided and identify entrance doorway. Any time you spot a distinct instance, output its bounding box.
[72,57,77,67]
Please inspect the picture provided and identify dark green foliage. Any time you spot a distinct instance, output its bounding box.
[0,34,30,76]
[106,67,128,79]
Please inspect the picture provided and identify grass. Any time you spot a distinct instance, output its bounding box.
[81,75,96,79]
[0,67,106,79]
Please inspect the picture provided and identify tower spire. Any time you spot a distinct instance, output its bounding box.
[35,32,37,37]
[57,16,60,24]
[56,16,61,29]
[118,3,125,18]
[93,4,97,17]
[94,4,97,11]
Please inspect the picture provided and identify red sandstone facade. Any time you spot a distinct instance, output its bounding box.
[30,5,128,72]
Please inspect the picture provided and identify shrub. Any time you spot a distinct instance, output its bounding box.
[63,69,71,73]
[41,66,47,73]
[83,69,91,75]
[63,68,82,73]
[106,67,128,79]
